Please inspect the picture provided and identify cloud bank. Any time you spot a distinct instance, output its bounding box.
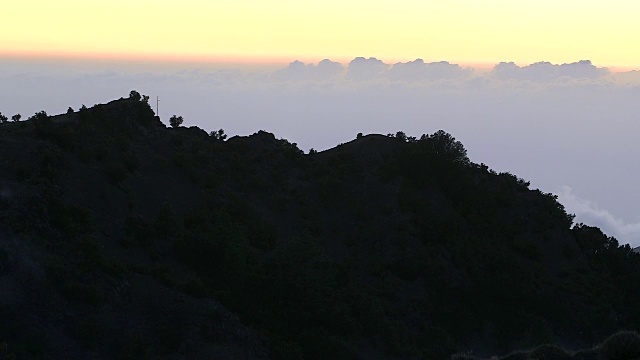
[493,60,610,82]
[271,58,612,83]
[271,59,344,82]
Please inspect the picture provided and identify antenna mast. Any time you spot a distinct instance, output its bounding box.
[156,96,160,116]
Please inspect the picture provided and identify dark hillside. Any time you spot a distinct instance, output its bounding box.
[1,93,640,359]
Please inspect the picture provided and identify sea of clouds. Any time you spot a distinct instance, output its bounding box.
[1,57,639,245]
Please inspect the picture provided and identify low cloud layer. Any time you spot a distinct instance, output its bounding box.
[271,58,611,83]
[346,57,389,81]
[493,60,610,81]
[1,57,639,244]
[388,59,472,82]
[271,59,344,82]
[558,186,640,247]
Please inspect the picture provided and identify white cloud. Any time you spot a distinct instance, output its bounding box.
[492,60,609,82]
[346,57,389,81]
[271,59,344,82]
[558,186,640,246]
[387,59,473,82]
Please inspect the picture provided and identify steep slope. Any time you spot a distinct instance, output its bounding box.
[0,98,269,359]
[1,94,640,359]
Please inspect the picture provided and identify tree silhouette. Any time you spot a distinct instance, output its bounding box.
[0,113,7,123]
[11,114,21,122]
[129,90,141,101]
[29,111,49,124]
[425,129,469,165]
[209,129,226,141]
[169,115,184,128]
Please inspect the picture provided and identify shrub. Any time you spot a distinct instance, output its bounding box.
[573,348,600,360]
[63,281,103,305]
[48,200,94,238]
[0,342,16,360]
[154,204,181,239]
[528,344,571,360]
[169,115,183,128]
[209,128,226,140]
[118,335,153,360]
[599,331,640,360]
[0,248,9,275]
[450,352,480,360]
[122,151,140,172]
[75,319,99,348]
[29,110,49,126]
[499,351,528,360]
[104,162,128,185]
[124,216,153,246]
[129,90,141,101]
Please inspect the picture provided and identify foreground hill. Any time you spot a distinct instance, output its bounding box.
[1,94,640,359]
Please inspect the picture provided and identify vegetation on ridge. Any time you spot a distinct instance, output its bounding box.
[1,92,640,359]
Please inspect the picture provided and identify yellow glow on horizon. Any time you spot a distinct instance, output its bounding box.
[2,0,640,69]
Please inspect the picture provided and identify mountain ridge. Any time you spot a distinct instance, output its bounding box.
[1,93,640,359]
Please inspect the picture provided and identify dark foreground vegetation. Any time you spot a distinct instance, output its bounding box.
[453,331,640,360]
[1,93,640,359]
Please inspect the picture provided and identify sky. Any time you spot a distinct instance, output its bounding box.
[1,1,640,244]
[2,0,640,69]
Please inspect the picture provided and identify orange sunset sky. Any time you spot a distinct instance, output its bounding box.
[2,0,640,70]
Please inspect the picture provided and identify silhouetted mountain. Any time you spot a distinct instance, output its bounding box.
[1,94,640,359]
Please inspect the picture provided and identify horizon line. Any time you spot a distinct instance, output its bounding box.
[1,50,639,73]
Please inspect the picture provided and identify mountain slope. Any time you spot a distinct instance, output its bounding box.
[1,94,640,359]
